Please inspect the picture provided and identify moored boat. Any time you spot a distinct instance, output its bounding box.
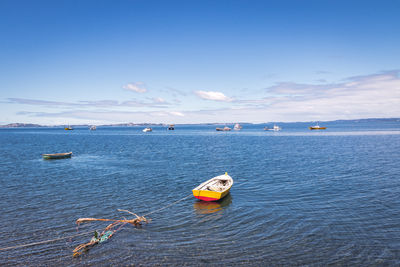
[42,152,72,160]
[233,123,242,130]
[216,126,231,131]
[168,124,175,130]
[264,125,281,131]
[89,125,96,130]
[192,173,233,201]
[65,125,73,130]
[272,125,281,131]
[309,124,326,130]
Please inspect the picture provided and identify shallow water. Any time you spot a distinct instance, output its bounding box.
[0,121,399,266]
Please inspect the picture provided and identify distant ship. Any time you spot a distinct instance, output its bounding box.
[233,123,242,130]
[89,125,96,130]
[64,125,73,130]
[143,127,152,132]
[168,124,175,130]
[309,123,326,130]
[264,125,281,131]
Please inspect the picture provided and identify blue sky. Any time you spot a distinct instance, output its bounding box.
[1,0,399,125]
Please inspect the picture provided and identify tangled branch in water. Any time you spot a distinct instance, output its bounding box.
[73,209,148,257]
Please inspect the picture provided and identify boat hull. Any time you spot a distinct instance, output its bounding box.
[42,152,72,160]
[192,189,231,201]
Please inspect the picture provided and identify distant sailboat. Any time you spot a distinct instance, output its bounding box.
[89,125,96,130]
[65,125,73,130]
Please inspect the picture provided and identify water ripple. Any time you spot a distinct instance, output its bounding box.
[0,124,399,265]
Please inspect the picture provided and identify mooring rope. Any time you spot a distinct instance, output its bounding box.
[0,193,193,252]
[143,194,192,217]
[0,230,93,251]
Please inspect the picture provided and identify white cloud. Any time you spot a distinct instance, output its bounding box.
[194,91,233,102]
[123,82,147,93]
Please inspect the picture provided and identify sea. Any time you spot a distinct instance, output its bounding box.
[0,120,399,266]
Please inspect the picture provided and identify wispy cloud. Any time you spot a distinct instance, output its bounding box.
[233,70,400,121]
[194,91,233,102]
[7,98,73,107]
[152,97,166,103]
[122,82,147,93]
[120,99,170,108]
[78,100,120,107]
[6,71,400,124]
[19,109,185,123]
[7,98,171,108]
[161,87,187,97]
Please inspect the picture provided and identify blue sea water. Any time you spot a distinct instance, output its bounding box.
[0,120,399,266]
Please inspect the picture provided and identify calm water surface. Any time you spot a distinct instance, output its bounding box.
[0,121,399,266]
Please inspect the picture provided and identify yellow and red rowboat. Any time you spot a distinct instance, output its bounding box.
[192,173,233,201]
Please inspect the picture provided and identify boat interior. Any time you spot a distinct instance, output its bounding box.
[200,178,232,192]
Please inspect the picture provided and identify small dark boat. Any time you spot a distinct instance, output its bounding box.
[168,124,175,130]
[42,152,72,160]
[216,126,231,131]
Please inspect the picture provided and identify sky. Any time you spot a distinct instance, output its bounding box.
[0,0,399,125]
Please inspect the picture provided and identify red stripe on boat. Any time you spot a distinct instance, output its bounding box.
[195,196,219,201]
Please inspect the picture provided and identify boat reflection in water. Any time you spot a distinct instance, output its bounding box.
[193,193,232,214]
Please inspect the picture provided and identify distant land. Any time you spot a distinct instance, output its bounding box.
[0,123,45,128]
[0,118,399,128]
